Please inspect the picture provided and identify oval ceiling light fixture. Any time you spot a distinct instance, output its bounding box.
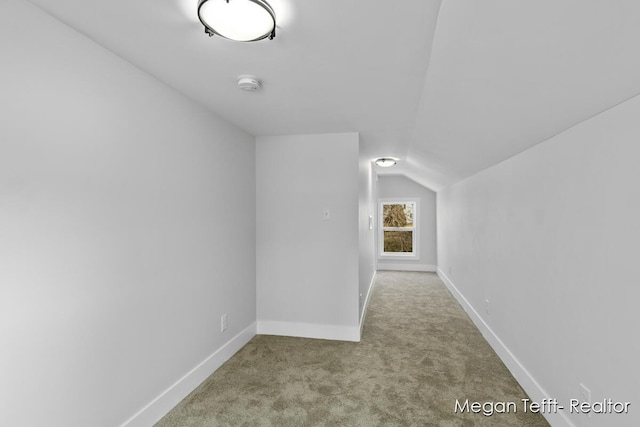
[375,158,398,167]
[197,0,276,42]
[237,75,262,91]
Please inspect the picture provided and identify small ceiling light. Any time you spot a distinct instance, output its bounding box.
[375,158,397,167]
[237,75,262,91]
[197,0,276,42]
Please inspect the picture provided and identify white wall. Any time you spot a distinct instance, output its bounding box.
[377,174,437,271]
[256,133,360,341]
[0,2,256,426]
[437,95,640,426]
[358,156,376,325]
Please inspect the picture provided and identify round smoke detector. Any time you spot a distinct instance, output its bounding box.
[237,75,262,92]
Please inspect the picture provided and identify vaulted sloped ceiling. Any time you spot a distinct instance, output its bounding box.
[27,0,640,190]
[401,0,640,189]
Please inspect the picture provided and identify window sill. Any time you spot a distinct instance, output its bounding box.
[379,253,419,260]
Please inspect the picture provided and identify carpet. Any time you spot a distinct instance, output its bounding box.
[156,271,549,426]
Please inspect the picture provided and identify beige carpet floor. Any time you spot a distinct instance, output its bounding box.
[156,271,549,426]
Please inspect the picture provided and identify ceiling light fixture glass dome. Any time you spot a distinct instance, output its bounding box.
[197,0,276,42]
[375,158,398,167]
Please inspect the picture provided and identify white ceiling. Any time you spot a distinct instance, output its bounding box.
[28,0,640,190]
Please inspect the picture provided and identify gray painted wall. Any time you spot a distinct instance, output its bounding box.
[256,133,360,341]
[0,2,256,425]
[358,157,376,321]
[437,93,640,426]
[377,175,437,271]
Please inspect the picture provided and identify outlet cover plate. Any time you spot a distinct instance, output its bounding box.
[579,383,591,417]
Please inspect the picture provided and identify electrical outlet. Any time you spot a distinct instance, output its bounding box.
[485,299,490,315]
[221,314,228,332]
[579,383,591,417]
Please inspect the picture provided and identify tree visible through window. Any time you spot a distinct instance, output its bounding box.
[380,201,416,255]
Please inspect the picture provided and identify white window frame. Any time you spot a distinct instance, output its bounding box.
[378,198,419,259]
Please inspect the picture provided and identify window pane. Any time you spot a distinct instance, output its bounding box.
[384,231,413,252]
[383,203,414,227]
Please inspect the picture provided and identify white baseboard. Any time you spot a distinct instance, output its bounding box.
[120,322,257,427]
[377,263,436,272]
[359,271,376,335]
[257,320,360,342]
[436,269,574,427]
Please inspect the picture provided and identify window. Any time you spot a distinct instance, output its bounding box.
[379,199,418,257]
